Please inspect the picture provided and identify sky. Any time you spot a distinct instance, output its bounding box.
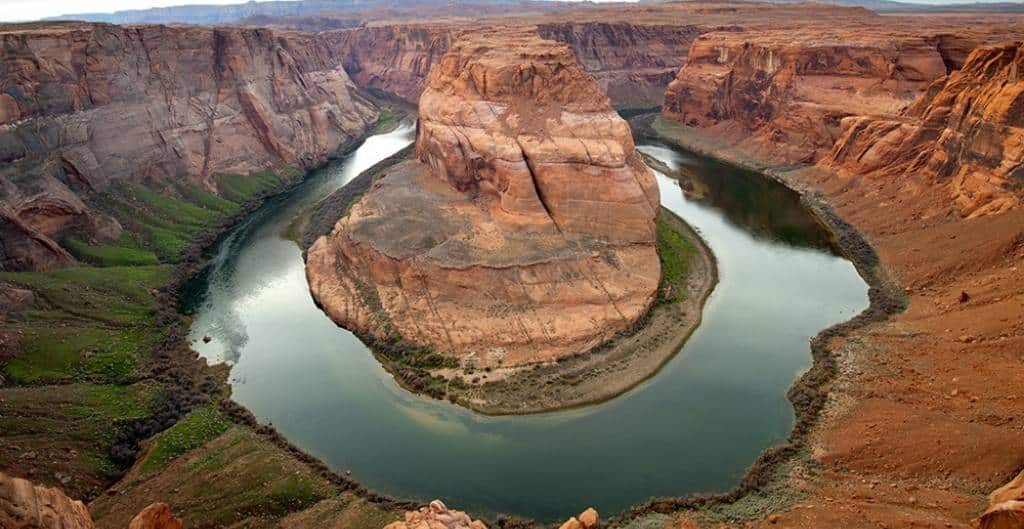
[0,0,1021,22]
[0,0,293,22]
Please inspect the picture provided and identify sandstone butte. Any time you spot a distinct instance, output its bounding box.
[306,29,661,367]
[0,22,377,271]
[0,471,181,529]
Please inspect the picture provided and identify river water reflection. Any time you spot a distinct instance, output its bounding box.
[184,125,869,521]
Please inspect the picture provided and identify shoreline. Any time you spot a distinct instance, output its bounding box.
[146,109,902,527]
[607,114,907,526]
[301,151,718,416]
[140,111,427,516]
[434,207,718,416]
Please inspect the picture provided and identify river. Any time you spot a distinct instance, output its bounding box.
[184,122,869,521]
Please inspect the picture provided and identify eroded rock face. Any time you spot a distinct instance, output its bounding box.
[663,29,956,164]
[0,208,75,271]
[824,42,1024,218]
[0,22,377,270]
[322,25,459,103]
[307,29,660,367]
[0,471,93,529]
[384,500,487,529]
[537,22,702,108]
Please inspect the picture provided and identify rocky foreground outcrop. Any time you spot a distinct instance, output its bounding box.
[978,469,1024,529]
[307,29,660,367]
[0,471,183,529]
[384,500,487,529]
[384,501,600,529]
[0,22,377,271]
[1,471,93,529]
[824,41,1024,218]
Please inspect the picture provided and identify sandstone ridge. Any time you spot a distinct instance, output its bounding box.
[307,29,660,367]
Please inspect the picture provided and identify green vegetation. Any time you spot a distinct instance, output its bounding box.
[138,406,232,476]
[370,107,403,134]
[65,237,159,267]
[388,346,460,370]
[657,217,698,304]
[87,168,301,262]
[218,168,301,204]
[0,265,169,385]
[0,382,160,496]
[90,426,341,529]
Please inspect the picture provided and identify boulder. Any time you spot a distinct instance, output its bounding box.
[0,471,94,529]
[384,500,487,529]
[126,503,183,529]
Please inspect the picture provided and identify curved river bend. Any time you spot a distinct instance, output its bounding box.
[184,123,869,521]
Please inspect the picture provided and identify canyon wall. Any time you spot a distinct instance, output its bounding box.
[0,22,377,271]
[823,41,1024,218]
[324,22,700,109]
[307,29,660,367]
[662,29,961,164]
[536,22,703,108]
[321,25,459,103]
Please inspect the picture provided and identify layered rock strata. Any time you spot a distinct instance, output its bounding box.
[322,25,459,103]
[307,30,660,367]
[0,22,377,270]
[537,22,703,108]
[824,41,1024,218]
[662,30,965,164]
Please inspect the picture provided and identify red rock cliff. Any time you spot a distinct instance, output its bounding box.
[823,41,1024,218]
[321,25,458,104]
[307,29,660,367]
[0,22,377,271]
[662,29,961,164]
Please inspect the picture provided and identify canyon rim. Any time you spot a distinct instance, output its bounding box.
[1,2,1023,529]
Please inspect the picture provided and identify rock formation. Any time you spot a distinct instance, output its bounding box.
[384,500,487,529]
[322,25,459,103]
[0,471,93,529]
[0,471,183,529]
[0,208,74,271]
[558,507,600,529]
[975,469,1024,529]
[824,41,1024,218]
[307,29,660,367]
[126,503,183,529]
[323,22,700,109]
[0,22,377,270]
[537,22,702,108]
[662,29,962,164]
